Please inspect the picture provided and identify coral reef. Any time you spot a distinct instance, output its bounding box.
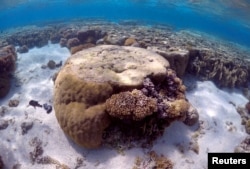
[0,120,9,130]
[0,45,16,73]
[236,106,250,135]
[187,48,249,88]
[77,29,107,44]
[0,45,17,98]
[54,45,198,149]
[54,45,171,148]
[5,26,56,48]
[67,38,80,48]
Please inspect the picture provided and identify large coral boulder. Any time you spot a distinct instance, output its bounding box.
[54,45,170,148]
[54,45,198,149]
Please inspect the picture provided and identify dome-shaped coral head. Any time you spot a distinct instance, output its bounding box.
[105,89,157,121]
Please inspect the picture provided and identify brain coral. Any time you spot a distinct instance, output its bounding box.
[54,45,170,148]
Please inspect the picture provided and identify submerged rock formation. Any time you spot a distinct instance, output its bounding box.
[0,45,17,98]
[54,45,198,149]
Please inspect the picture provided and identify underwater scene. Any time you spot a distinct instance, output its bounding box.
[0,0,250,169]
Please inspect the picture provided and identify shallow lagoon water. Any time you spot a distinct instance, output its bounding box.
[0,1,250,169]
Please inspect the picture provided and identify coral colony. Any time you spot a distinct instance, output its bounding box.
[53,45,199,149]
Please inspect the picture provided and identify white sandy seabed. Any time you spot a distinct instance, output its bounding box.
[0,43,248,169]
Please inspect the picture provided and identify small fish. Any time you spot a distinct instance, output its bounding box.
[29,100,42,109]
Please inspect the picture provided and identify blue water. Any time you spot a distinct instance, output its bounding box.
[0,0,250,47]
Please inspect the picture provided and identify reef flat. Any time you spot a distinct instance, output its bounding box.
[1,19,250,89]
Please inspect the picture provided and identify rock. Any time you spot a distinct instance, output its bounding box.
[59,38,67,47]
[184,104,199,126]
[0,106,8,117]
[16,45,29,53]
[21,121,34,135]
[148,46,189,77]
[47,60,56,69]
[0,120,8,130]
[54,45,170,148]
[8,99,19,107]
[67,38,80,48]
